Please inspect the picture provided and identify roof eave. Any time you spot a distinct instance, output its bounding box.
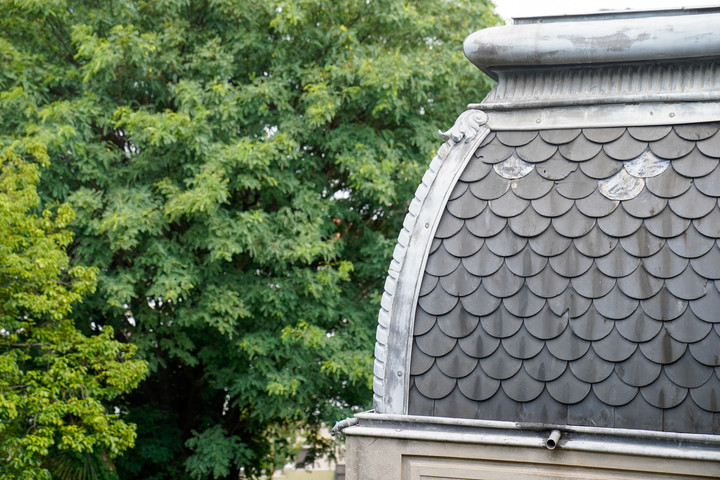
[346,412,720,461]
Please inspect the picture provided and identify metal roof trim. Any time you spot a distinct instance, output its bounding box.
[464,11,720,77]
[475,60,720,111]
[346,412,720,461]
[512,5,720,25]
[473,102,720,131]
[373,111,490,414]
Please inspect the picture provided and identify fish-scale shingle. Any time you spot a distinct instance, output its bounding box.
[559,133,603,161]
[496,130,537,147]
[573,228,619,255]
[524,304,567,340]
[459,283,501,316]
[580,150,624,179]
[502,325,545,360]
[627,125,672,142]
[649,130,695,159]
[516,134,557,162]
[641,288,687,321]
[511,168,555,199]
[595,244,640,277]
[664,309,712,344]
[457,364,501,401]
[548,243,593,277]
[537,151,578,180]
[598,207,643,237]
[555,170,597,199]
[665,350,713,389]
[582,127,626,143]
[670,147,717,177]
[508,206,551,237]
[697,179,720,212]
[644,206,690,238]
[436,304,479,338]
[493,155,534,180]
[615,309,662,343]
[666,224,714,258]
[691,246,720,279]
[443,226,483,257]
[505,245,548,277]
[640,371,688,408]
[603,131,648,160]
[446,189,487,219]
[502,286,546,317]
[547,368,591,404]
[409,124,720,433]
[645,166,692,198]
[693,207,720,237]
[674,123,720,141]
[502,367,545,402]
[546,326,590,361]
[569,348,614,383]
[697,129,720,157]
[485,227,527,257]
[459,159,492,183]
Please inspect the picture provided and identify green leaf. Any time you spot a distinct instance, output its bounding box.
[0,0,499,477]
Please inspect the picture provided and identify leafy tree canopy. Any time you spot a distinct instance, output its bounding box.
[0,0,497,478]
[0,149,147,480]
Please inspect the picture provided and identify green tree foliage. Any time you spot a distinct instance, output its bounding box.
[0,150,147,480]
[0,0,498,477]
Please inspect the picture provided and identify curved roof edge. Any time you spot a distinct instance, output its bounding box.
[464,9,720,77]
[373,111,490,414]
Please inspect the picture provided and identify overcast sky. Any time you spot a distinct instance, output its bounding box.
[493,0,720,20]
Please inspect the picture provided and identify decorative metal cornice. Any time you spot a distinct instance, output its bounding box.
[438,110,489,143]
[464,9,720,79]
[474,61,720,111]
[463,8,720,126]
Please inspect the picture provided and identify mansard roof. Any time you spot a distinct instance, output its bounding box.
[373,7,720,436]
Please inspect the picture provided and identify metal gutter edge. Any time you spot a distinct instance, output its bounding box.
[470,101,720,131]
[344,413,720,461]
[477,93,720,111]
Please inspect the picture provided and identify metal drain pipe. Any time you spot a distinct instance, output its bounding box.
[546,429,561,449]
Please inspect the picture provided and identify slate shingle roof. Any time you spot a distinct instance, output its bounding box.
[408,123,720,434]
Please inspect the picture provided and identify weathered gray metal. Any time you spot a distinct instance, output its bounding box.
[347,413,720,462]
[476,102,720,131]
[464,9,720,77]
[473,62,720,110]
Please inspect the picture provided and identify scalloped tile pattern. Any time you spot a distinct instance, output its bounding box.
[409,124,720,434]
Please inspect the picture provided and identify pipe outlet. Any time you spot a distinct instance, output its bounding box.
[546,429,562,450]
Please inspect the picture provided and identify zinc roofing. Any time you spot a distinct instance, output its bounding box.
[373,8,720,439]
[408,125,720,434]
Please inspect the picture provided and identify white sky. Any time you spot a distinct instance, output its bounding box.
[493,0,720,20]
